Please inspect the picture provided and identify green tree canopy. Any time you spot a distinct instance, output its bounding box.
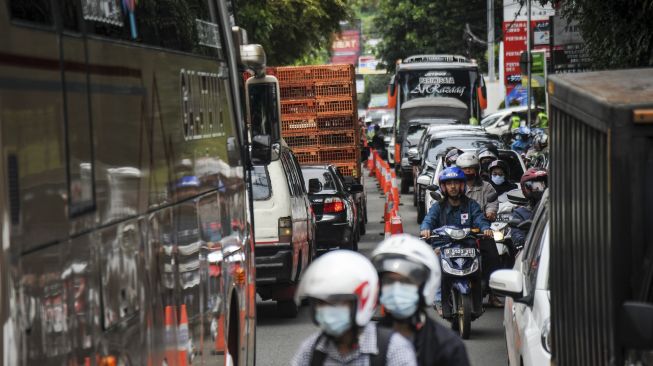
[373,0,502,72]
[556,0,653,68]
[236,0,352,65]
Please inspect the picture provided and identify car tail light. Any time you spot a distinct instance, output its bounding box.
[278,217,292,243]
[323,197,345,214]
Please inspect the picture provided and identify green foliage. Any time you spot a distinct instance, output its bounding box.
[359,74,391,108]
[373,0,502,72]
[236,0,352,65]
[556,0,653,68]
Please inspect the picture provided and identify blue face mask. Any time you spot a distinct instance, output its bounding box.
[315,305,352,337]
[491,175,505,186]
[380,282,420,319]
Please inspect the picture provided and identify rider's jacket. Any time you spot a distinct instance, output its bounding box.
[511,205,533,248]
[420,196,490,232]
[511,138,532,153]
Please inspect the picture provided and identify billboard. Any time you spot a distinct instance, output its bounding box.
[330,29,361,65]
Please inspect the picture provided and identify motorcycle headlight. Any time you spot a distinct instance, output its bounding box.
[493,231,505,242]
[444,227,467,240]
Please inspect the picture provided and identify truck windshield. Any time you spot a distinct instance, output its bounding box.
[399,68,475,107]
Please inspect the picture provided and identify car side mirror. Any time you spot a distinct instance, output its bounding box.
[619,302,653,349]
[347,183,364,194]
[308,178,322,194]
[251,135,272,165]
[489,269,524,299]
[416,174,431,186]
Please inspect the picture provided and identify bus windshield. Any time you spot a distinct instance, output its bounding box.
[399,68,476,107]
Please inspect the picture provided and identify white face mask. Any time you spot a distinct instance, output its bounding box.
[315,305,352,337]
[491,175,505,186]
[380,282,420,319]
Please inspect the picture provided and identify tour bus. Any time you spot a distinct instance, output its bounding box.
[0,1,281,365]
[387,54,487,165]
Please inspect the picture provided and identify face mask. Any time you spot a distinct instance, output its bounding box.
[491,175,505,186]
[315,305,352,337]
[380,282,420,319]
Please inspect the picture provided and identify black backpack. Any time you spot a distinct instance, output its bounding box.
[309,325,394,366]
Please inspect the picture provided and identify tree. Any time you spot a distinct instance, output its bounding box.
[554,0,653,68]
[236,0,352,65]
[373,0,502,72]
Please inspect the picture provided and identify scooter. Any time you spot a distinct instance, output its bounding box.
[491,193,518,269]
[425,226,485,339]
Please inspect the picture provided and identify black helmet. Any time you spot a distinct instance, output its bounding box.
[488,159,510,177]
[444,148,464,167]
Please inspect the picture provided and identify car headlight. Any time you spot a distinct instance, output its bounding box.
[541,318,552,354]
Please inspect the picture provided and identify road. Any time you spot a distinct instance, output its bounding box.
[256,170,509,365]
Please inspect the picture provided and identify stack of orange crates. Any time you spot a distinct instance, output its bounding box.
[272,64,360,178]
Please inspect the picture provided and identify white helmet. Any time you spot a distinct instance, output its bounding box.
[456,152,480,170]
[295,250,378,327]
[371,234,441,308]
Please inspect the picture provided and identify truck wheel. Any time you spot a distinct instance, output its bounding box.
[401,176,410,194]
[277,300,299,318]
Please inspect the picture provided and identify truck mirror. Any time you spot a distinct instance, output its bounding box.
[246,76,282,148]
[387,75,397,109]
[619,302,653,349]
[251,134,272,165]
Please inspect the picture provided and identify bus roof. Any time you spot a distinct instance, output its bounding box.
[397,62,479,71]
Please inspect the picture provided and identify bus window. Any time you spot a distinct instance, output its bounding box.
[10,0,53,25]
[82,0,223,58]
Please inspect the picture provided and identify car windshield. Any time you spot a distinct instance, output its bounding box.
[481,114,502,127]
[399,68,475,106]
[426,136,501,163]
[406,125,426,146]
[301,168,338,192]
[252,166,271,200]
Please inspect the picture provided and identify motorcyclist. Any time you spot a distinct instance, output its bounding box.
[455,152,498,221]
[487,160,517,196]
[372,234,471,366]
[511,126,533,154]
[292,250,417,366]
[510,112,522,130]
[443,148,464,168]
[371,124,387,160]
[536,111,549,129]
[511,168,548,250]
[477,145,499,181]
[526,133,549,168]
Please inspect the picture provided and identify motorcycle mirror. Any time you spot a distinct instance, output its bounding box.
[429,190,443,202]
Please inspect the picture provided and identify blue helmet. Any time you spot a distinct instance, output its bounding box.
[516,126,532,136]
[439,167,466,196]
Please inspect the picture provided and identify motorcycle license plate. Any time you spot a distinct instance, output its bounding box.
[443,248,475,257]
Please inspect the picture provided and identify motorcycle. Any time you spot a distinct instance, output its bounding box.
[491,193,519,269]
[425,226,485,339]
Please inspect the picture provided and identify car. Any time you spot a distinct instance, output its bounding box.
[490,190,551,366]
[252,146,316,318]
[481,106,545,141]
[420,148,526,219]
[301,165,363,253]
[411,130,504,221]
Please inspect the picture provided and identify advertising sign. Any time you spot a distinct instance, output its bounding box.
[358,55,385,74]
[550,15,592,73]
[330,29,361,65]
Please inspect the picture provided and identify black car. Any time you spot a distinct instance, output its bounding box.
[301,165,363,252]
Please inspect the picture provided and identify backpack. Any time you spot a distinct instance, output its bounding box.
[309,325,394,366]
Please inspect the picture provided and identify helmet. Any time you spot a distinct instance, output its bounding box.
[295,250,378,327]
[520,168,548,201]
[444,148,464,167]
[438,166,466,196]
[456,152,480,170]
[477,145,499,161]
[371,234,441,308]
[488,159,510,176]
[533,133,549,149]
[514,126,532,136]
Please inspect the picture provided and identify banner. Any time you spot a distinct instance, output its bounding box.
[330,29,361,65]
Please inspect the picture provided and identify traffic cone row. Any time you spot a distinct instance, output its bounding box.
[365,149,404,238]
[163,304,193,366]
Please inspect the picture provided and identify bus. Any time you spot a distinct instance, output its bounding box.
[0,1,280,365]
[387,54,487,165]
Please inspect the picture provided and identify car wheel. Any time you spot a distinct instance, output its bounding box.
[359,207,366,235]
[277,300,299,318]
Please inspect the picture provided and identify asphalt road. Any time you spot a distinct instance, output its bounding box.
[256,170,509,365]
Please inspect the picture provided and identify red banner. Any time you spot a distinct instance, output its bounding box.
[330,30,360,65]
[503,20,550,95]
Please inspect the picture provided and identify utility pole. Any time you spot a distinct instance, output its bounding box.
[487,0,495,81]
[526,0,532,127]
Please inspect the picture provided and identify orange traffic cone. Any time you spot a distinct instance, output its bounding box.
[164,306,178,366]
[178,305,190,366]
[384,218,392,238]
[390,212,404,235]
[214,314,225,354]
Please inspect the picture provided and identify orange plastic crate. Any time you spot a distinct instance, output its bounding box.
[311,65,354,81]
[294,149,321,164]
[319,147,357,163]
[316,114,357,131]
[280,82,315,100]
[319,131,356,147]
[281,99,316,116]
[315,81,354,98]
[334,163,359,178]
[316,98,354,115]
[285,134,319,149]
[281,115,318,134]
[275,66,314,83]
